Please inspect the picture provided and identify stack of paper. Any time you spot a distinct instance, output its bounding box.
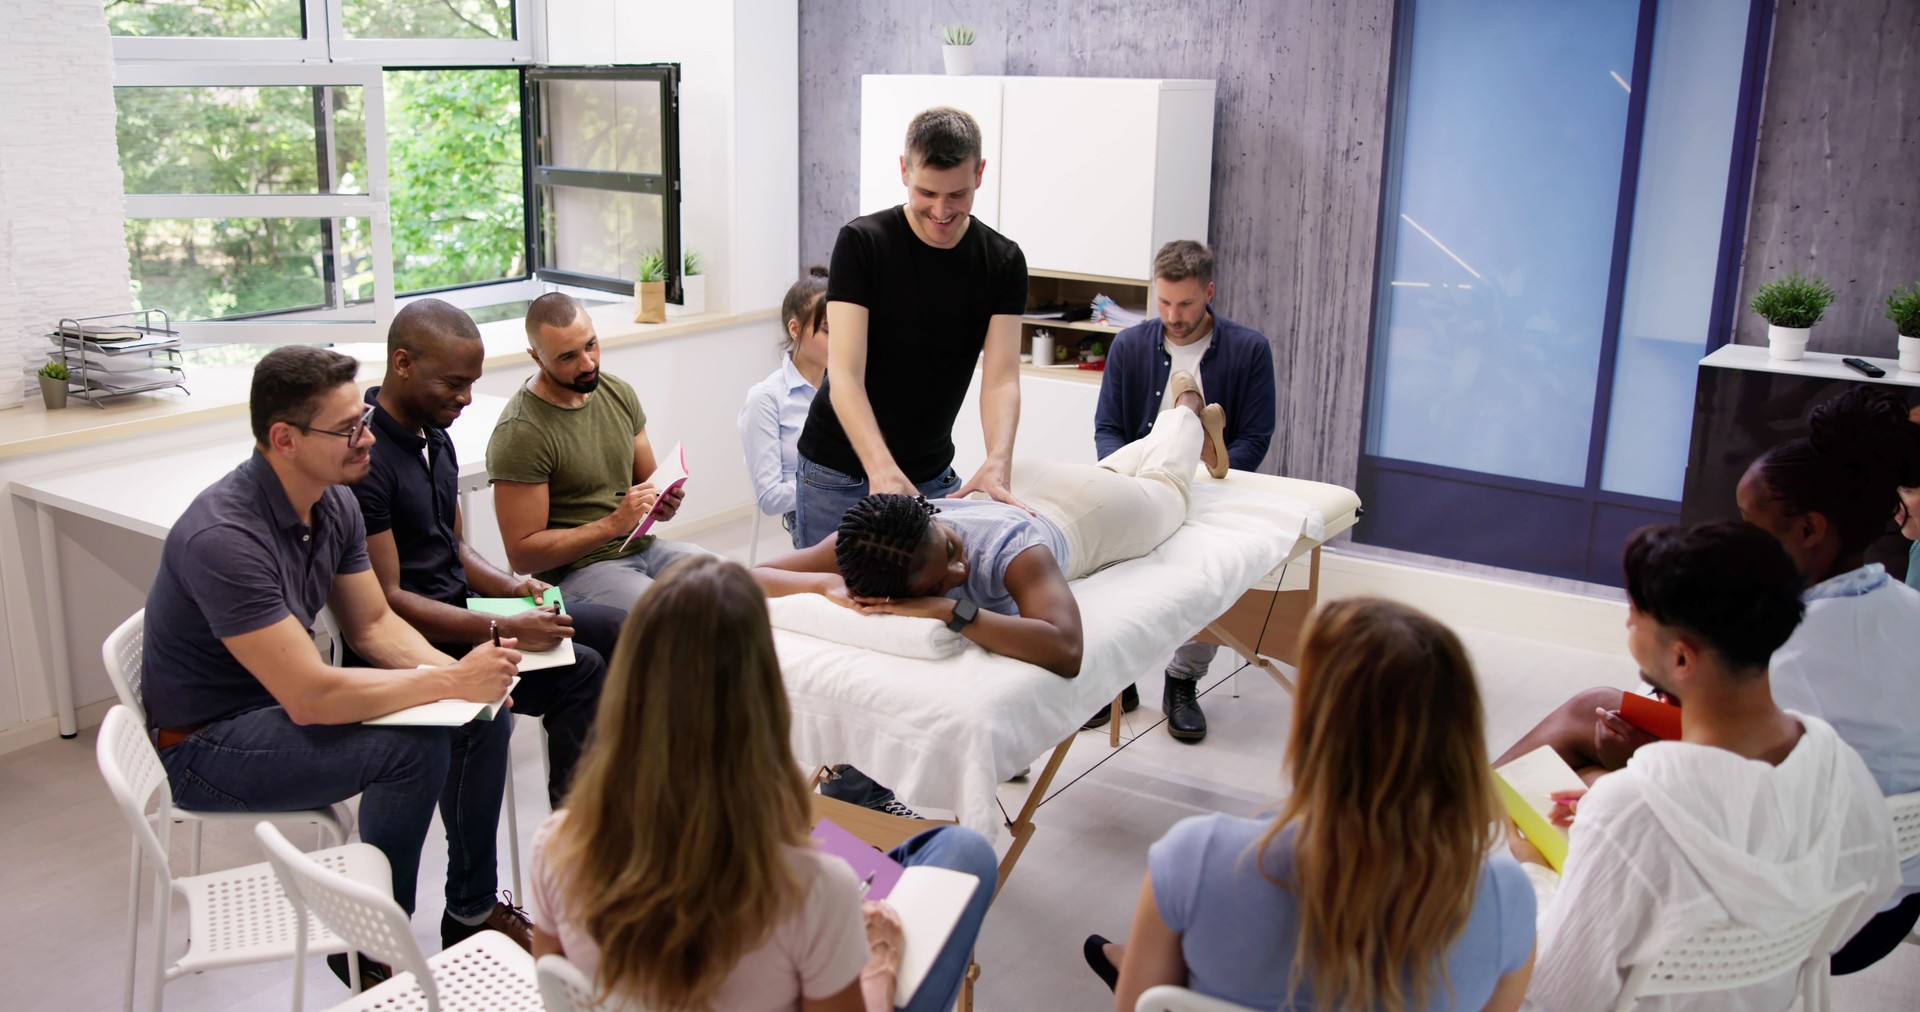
[1089,294,1146,329]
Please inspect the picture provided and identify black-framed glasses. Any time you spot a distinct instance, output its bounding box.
[294,403,376,446]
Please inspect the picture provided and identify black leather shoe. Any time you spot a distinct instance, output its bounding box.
[1164,678,1206,743]
[1084,933,1120,991]
[327,952,393,991]
[1082,683,1141,730]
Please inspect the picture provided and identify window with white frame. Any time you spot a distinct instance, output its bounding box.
[107,0,681,343]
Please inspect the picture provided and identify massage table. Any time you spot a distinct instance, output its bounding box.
[770,467,1361,868]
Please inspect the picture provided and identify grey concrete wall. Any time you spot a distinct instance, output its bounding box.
[797,0,1395,484]
[1737,0,1920,352]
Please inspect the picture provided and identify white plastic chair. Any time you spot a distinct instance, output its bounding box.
[1134,985,1258,1011]
[256,822,542,1011]
[537,953,658,1011]
[748,508,764,566]
[1889,790,1920,945]
[96,705,387,1012]
[102,609,355,876]
[1612,885,1867,1012]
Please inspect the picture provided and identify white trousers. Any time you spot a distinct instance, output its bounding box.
[1012,408,1203,580]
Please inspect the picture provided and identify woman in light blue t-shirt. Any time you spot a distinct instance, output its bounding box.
[1089,598,1537,1011]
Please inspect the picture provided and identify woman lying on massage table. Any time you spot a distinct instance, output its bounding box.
[752,371,1229,678]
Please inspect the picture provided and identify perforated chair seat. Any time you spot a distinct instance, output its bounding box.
[174,845,386,976]
[1613,885,1867,1012]
[320,931,542,1011]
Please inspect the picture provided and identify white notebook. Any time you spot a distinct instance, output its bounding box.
[888,865,982,1004]
[364,676,518,726]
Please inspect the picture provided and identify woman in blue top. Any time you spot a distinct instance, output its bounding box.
[737,267,830,546]
[1092,598,1536,1011]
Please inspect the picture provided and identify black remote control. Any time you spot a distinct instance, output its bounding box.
[1842,357,1886,378]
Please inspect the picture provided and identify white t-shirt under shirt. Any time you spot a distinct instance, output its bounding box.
[1157,330,1213,412]
[528,810,870,1010]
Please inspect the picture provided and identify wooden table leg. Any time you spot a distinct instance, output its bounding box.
[995,734,1075,897]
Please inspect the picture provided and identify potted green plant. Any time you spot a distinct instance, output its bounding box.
[942,24,976,76]
[633,250,668,324]
[1750,270,1836,361]
[1888,282,1920,373]
[678,249,706,316]
[37,361,70,410]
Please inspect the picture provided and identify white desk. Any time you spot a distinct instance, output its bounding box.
[12,393,507,737]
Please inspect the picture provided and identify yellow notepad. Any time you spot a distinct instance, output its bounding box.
[1494,746,1585,873]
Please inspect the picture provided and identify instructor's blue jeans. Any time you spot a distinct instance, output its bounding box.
[794,455,961,548]
[888,825,998,1012]
[158,705,512,919]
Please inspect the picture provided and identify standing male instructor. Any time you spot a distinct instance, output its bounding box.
[792,106,1030,546]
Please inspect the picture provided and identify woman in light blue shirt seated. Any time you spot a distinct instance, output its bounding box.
[738,266,830,546]
[1091,598,1536,1011]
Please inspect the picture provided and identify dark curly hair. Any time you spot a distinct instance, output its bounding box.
[835,494,939,599]
[1754,387,1920,558]
[1622,521,1806,672]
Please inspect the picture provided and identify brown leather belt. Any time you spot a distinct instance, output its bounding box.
[154,724,205,750]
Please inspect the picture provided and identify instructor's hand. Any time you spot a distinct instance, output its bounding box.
[957,460,1031,513]
[868,468,918,498]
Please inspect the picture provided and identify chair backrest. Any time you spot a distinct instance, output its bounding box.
[255,821,435,1007]
[536,953,659,1012]
[1888,790,1920,863]
[1134,984,1259,1012]
[101,610,146,719]
[95,705,176,886]
[1615,885,1867,1011]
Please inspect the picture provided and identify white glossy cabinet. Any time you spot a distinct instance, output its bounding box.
[859,75,1215,281]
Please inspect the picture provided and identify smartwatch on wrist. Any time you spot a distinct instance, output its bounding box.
[946,597,980,633]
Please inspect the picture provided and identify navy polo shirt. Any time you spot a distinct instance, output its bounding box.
[1093,311,1278,471]
[142,452,371,729]
[350,387,468,608]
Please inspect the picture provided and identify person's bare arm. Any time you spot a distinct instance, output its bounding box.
[454,505,543,600]
[222,614,518,725]
[326,567,458,670]
[494,478,656,576]
[1113,874,1186,1012]
[1482,946,1535,1012]
[824,301,915,496]
[857,547,1084,676]
[751,536,855,603]
[366,527,572,651]
[955,313,1027,508]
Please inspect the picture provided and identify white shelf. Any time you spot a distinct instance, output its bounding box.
[1699,344,1920,389]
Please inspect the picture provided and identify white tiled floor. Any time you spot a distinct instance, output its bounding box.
[4,519,1915,1010]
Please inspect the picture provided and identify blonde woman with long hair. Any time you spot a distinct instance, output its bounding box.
[527,555,996,1011]
[1091,598,1536,1011]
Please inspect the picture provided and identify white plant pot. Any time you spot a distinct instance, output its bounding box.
[943,45,974,76]
[668,274,707,317]
[1899,334,1920,373]
[1767,324,1810,361]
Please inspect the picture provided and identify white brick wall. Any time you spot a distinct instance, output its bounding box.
[0,1,133,408]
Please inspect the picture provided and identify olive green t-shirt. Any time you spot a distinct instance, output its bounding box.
[486,374,650,583]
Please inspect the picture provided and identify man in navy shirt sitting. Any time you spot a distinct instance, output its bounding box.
[349,299,611,807]
[1091,240,1277,743]
[142,346,528,983]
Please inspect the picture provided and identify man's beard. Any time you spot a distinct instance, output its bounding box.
[547,367,599,394]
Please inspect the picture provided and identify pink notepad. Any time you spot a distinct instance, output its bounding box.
[618,441,689,551]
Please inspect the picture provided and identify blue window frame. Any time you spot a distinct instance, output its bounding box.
[1355,0,1774,585]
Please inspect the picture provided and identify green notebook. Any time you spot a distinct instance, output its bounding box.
[464,589,574,671]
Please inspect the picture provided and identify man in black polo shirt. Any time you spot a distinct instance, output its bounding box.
[143,346,528,973]
[791,105,1029,546]
[350,299,611,806]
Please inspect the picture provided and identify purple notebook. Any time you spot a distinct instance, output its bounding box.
[810,818,905,901]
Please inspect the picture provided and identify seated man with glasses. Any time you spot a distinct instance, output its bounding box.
[142,346,530,985]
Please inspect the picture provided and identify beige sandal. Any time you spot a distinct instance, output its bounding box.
[1201,404,1229,478]
[1168,370,1203,405]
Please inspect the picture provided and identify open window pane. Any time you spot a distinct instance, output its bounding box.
[385,69,526,293]
[117,85,367,196]
[547,79,663,175]
[539,186,661,284]
[340,0,514,40]
[128,217,373,321]
[107,0,304,38]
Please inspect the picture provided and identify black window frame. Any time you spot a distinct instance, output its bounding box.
[526,63,683,303]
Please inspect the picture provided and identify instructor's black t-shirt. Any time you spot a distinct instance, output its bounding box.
[797,206,1027,482]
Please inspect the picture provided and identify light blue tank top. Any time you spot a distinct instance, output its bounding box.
[930,498,1070,616]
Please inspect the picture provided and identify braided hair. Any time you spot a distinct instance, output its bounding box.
[835,494,940,599]
[1754,387,1920,558]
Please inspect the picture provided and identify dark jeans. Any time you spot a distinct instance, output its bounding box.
[436,638,607,809]
[793,455,962,548]
[158,705,511,919]
[1832,891,1920,974]
[888,826,998,1012]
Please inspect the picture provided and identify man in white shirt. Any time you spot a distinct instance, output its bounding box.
[1518,522,1899,1011]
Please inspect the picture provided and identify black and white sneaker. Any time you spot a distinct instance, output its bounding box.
[877,795,926,820]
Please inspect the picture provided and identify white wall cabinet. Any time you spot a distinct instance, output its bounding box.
[860,74,1215,282]
[859,75,1006,227]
